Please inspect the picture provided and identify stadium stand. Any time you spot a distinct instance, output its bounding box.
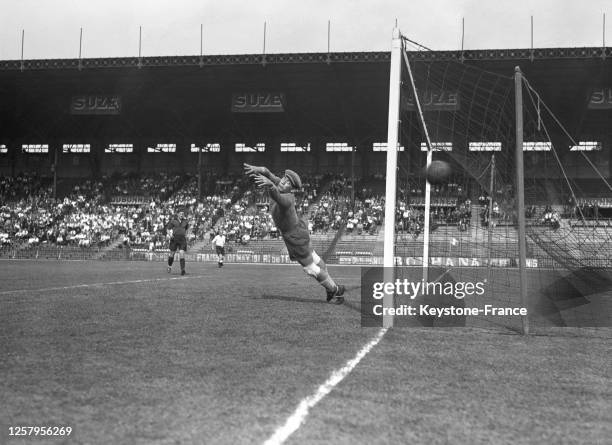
[1,169,611,266]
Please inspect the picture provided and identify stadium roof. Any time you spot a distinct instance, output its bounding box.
[0,48,610,144]
[0,46,610,70]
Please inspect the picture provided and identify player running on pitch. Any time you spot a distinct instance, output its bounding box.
[166,210,189,276]
[211,230,226,268]
[243,163,345,304]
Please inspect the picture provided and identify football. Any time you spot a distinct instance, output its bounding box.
[425,160,451,184]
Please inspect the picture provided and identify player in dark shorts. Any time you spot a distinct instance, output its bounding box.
[166,210,188,275]
[243,163,345,304]
[211,231,226,268]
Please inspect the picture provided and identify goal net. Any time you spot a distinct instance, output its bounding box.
[374,30,612,333]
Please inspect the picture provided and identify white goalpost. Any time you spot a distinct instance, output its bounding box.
[384,28,530,334]
[384,27,436,328]
[382,26,402,328]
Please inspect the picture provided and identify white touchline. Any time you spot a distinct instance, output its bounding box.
[263,327,388,445]
[0,274,208,295]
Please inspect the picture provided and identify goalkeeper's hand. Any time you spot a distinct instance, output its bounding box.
[243,163,266,177]
[253,173,274,189]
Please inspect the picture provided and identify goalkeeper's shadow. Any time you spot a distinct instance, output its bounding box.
[257,294,328,305]
[252,293,362,313]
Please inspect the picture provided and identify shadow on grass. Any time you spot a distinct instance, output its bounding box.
[255,294,328,304]
[342,300,362,313]
[249,293,363,314]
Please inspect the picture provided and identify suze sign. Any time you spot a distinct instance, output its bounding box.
[71,95,121,115]
[402,90,460,111]
[231,92,285,113]
[588,88,612,109]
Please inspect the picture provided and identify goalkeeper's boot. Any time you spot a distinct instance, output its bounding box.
[326,284,345,304]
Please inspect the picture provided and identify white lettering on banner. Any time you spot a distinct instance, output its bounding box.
[403,90,460,111]
[526,258,538,268]
[588,88,612,109]
[71,95,121,114]
[431,257,443,266]
[140,253,539,268]
[231,92,285,112]
[404,257,423,266]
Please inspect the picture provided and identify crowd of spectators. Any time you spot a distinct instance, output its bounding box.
[1,178,134,248]
[309,176,356,233]
[572,199,612,220]
[6,171,609,253]
[107,172,183,202]
[217,201,277,244]
[0,174,53,203]
[310,194,384,235]
[344,197,384,235]
[0,172,393,249]
[126,174,245,250]
[539,206,561,229]
[1,174,57,247]
[395,198,472,237]
[0,173,240,251]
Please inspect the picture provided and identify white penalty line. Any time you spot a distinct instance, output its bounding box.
[0,274,209,295]
[263,327,388,445]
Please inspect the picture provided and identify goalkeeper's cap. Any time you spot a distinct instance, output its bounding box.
[284,169,302,189]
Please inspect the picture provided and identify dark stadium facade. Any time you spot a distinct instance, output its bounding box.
[0,47,610,181]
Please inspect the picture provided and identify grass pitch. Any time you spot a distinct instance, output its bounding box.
[1,260,610,444]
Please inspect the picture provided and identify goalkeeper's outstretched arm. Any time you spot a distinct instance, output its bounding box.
[252,174,294,208]
[243,163,282,185]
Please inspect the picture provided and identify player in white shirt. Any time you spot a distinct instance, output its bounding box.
[211,231,226,268]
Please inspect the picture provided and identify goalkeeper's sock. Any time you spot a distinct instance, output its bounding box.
[180,258,185,272]
[168,256,174,267]
[315,258,337,292]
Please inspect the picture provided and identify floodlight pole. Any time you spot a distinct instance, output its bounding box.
[78,28,83,70]
[199,24,204,67]
[530,16,534,62]
[514,67,529,335]
[350,149,355,206]
[138,26,142,69]
[20,29,25,72]
[383,26,402,328]
[603,13,606,59]
[53,146,58,200]
[198,147,202,200]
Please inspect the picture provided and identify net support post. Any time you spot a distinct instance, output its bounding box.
[514,66,529,335]
[422,150,432,282]
[486,153,496,284]
[383,26,402,328]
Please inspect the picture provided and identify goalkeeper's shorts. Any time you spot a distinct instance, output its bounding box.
[281,219,312,261]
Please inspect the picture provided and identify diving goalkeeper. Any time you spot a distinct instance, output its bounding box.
[243,163,345,304]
